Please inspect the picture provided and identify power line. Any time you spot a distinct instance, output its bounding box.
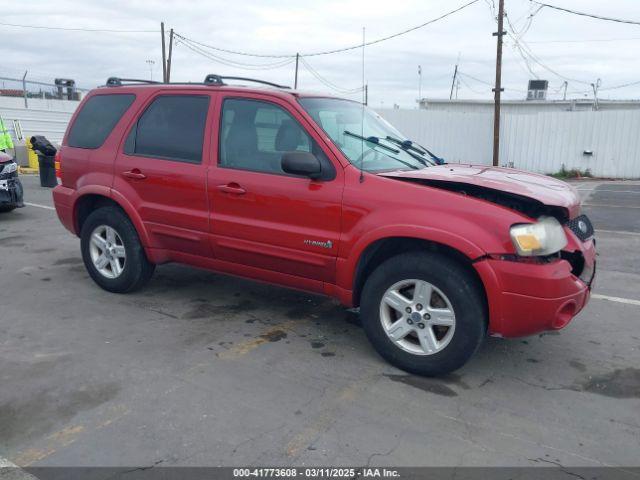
[458,76,486,94]
[0,21,156,33]
[176,37,295,70]
[600,79,640,91]
[174,0,480,58]
[531,1,640,26]
[527,36,640,44]
[457,71,525,93]
[505,31,592,85]
[298,57,364,94]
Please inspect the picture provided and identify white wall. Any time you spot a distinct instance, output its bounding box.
[0,99,78,145]
[378,108,640,179]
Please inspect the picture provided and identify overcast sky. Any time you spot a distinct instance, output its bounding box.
[2,0,640,107]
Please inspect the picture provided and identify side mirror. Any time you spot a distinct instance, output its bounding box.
[281,151,322,180]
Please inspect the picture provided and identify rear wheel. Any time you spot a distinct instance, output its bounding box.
[360,252,486,376]
[80,206,155,293]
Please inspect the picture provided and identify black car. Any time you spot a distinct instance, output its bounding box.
[0,152,24,213]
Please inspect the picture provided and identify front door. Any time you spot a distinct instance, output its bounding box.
[208,94,343,283]
[114,92,213,257]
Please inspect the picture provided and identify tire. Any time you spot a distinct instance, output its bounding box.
[0,205,16,213]
[80,206,155,293]
[360,251,486,376]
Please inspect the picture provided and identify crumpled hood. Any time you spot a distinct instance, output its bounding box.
[378,164,581,217]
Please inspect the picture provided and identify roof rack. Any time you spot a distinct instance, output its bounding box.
[105,77,160,86]
[104,75,290,89]
[203,74,290,89]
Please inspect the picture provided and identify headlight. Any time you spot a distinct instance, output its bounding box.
[510,216,567,256]
[0,162,17,175]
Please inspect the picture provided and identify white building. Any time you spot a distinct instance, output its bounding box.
[418,98,640,114]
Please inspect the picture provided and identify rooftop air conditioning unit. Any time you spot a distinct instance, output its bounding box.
[527,79,548,101]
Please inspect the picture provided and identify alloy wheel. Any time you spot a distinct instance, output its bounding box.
[379,279,456,355]
[89,225,126,279]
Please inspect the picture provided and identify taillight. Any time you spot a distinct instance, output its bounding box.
[55,152,61,179]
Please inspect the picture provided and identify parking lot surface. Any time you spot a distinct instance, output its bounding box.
[1,176,639,469]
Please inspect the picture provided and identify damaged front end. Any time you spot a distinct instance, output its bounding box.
[0,153,25,211]
[404,178,570,221]
[379,166,596,289]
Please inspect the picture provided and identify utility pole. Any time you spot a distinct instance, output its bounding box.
[166,29,174,82]
[161,22,167,83]
[418,65,422,107]
[492,0,505,167]
[449,64,458,100]
[22,71,28,109]
[146,59,155,81]
[449,53,460,100]
[591,78,601,111]
[294,53,300,89]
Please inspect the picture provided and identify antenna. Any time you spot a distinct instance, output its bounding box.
[359,26,366,183]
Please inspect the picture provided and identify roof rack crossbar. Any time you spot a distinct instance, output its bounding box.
[106,77,161,86]
[203,74,290,89]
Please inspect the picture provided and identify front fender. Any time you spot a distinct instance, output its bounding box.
[335,222,489,297]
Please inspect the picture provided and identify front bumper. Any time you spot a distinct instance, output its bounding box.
[475,233,596,338]
[0,177,24,208]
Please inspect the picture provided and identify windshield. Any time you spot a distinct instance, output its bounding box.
[299,97,434,172]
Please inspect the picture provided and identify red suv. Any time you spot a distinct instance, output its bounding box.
[52,75,596,376]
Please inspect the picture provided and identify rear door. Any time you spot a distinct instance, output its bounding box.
[208,93,344,283]
[113,91,214,257]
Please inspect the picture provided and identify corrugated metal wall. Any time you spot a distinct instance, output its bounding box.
[0,106,73,144]
[378,109,640,178]
[0,98,78,145]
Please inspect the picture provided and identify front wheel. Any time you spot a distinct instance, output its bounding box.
[360,252,487,376]
[80,206,155,293]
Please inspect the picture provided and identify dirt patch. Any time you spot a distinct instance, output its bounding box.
[582,368,640,398]
[181,301,255,319]
[0,235,26,247]
[569,360,587,372]
[260,330,287,342]
[0,382,120,449]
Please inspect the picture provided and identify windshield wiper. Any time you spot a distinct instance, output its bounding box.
[343,131,419,170]
[385,136,443,165]
[344,131,399,154]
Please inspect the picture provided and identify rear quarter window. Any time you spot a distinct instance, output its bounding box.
[67,94,135,149]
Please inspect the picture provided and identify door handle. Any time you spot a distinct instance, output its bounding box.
[217,183,246,195]
[123,169,147,180]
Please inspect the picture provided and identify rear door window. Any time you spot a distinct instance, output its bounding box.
[68,94,135,149]
[127,95,210,164]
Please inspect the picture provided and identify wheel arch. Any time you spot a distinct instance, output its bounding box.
[350,235,488,311]
[73,189,151,247]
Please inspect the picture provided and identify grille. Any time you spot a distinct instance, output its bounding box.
[566,214,594,241]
